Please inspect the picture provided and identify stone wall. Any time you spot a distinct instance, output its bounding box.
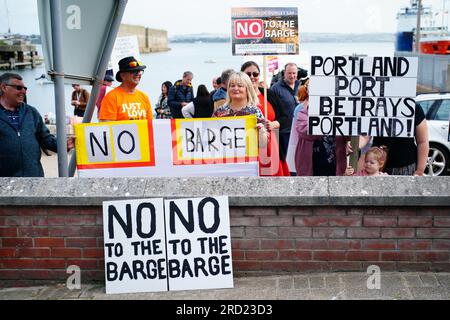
[118,24,169,53]
[0,177,449,287]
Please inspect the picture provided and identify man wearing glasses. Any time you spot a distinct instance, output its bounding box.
[99,56,153,121]
[0,73,74,177]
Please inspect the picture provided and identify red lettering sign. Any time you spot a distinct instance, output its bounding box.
[234,19,264,39]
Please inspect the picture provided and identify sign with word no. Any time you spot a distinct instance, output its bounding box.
[103,197,233,294]
[74,117,259,177]
[231,7,299,56]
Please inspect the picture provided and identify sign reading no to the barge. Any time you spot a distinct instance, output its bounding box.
[231,7,299,56]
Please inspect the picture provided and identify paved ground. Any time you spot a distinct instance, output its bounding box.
[1,272,450,300]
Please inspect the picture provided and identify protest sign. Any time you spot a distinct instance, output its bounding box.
[171,116,258,165]
[108,35,141,77]
[231,7,299,56]
[267,56,279,73]
[103,197,233,294]
[103,198,167,294]
[165,197,233,291]
[74,117,259,177]
[308,56,418,137]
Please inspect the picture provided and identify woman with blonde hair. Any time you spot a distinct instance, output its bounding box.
[212,72,269,171]
[213,72,262,119]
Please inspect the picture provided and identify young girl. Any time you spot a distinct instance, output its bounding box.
[346,146,389,176]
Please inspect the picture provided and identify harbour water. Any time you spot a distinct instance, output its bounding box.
[12,41,395,120]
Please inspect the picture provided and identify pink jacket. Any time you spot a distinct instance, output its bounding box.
[294,102,349,176]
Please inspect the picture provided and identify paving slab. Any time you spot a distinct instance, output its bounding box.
[1,273,450,300]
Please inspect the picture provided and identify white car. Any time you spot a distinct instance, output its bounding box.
[415,93,450,176]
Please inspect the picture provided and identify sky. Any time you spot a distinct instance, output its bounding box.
[0,0,445,36]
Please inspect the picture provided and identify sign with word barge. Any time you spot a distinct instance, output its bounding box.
[231,7,299,56]
[103,197,233,294]
[308,56,418,137]
[74,117,259,177]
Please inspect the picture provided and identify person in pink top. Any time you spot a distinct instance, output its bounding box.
[294,100,349,176]
[96,74,114,116]
[345,146,389,176]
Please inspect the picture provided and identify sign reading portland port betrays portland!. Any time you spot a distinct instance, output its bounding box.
[231,7,299,56]
[308,56,419,138]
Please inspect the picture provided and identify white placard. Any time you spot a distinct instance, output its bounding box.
[103,198,167,295]
[164,197,234,291]
[103,197,234,295]
[109,36,141,76]
[308,56,418,137]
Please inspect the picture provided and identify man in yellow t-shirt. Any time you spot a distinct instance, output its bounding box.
[99,56,153,121]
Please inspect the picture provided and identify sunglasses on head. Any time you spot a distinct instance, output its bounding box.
[5,84,28,91]
[128,61,141,68]
[246,71,260,78]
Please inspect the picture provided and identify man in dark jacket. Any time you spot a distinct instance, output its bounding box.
[168,71,194,118]
[0,73,74,177]
[271,63,301,155]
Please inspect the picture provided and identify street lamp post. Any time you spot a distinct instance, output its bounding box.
[415,0,422,53]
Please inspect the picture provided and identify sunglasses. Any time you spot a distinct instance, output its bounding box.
[246,71,260,78]
[128,61,141,68]
[128,69,144,75]
[5,84,28,91]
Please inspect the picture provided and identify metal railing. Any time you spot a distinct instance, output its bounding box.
[396,51,450,93]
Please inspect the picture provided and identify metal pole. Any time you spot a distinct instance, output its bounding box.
[68,0,128,177]
[262,56,268,117]
[50,0,68,177]
[415,0,422,53]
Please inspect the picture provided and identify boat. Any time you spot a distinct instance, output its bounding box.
[419,1,450,55]
[419,27,450,54]
[396,0,450,55]
[395,0,432,52]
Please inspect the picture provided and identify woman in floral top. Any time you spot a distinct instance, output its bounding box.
[212,72,265,122]
[212,72,269,164]
[155,81,172,119]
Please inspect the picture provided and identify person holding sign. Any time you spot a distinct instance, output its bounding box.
[293,89,349,176]
[372,104,429,176]
[99,56,153,122]
[241,61,290,176]
[212,72,268,147]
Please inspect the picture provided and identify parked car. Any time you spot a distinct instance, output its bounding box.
[415,93,450,176]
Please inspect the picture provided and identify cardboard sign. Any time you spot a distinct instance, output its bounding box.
[308,56,418,137]
[171,117,258,165]
[103,197,233,294]
[231,7,299,56]
[164,197,233,291]
[267,56,279,73]
[103,198,167,294]
[108,35,141,77]
[74,117,259,177]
